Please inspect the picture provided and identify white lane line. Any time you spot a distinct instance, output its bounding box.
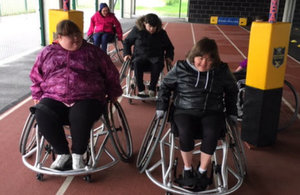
[0,96,32,121]
[163,22,169,29]
[288,54,300,65]
[56,176,74,195]
[0,47,42,67]
[282,98,300,119]
[215,25,246,59]
[191,23,196,44]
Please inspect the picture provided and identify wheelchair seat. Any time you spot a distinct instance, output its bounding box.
[120,59,169,104]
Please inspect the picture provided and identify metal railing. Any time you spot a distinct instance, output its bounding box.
[0,0,36,16]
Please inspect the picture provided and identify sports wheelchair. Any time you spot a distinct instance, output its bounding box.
[19,100,132,182]
[87,32,123,64]
[119,59,172,104]
[236,78,299,131]
[136,104,247,194]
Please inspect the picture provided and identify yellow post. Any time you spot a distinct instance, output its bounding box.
[246,22,291,90]
[48,9,83,44]
[241,22,291,147]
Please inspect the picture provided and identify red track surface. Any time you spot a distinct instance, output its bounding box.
[1,22,299,195]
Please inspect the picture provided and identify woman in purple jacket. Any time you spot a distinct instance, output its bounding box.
[30,20,122,170]
[87,3,123,52]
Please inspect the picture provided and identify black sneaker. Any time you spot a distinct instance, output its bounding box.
[195,171,210,191]
[175,169,198,188]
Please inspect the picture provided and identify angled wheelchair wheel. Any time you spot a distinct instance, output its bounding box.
[278,80,299,132]
[108,37,124,64]
[108,101,133,162]
[165,59,173,72]
[20,113,37,155]
[226,119,247,177]
[136,112,168,173]
[114,39,124,64]
[119,59,131,85]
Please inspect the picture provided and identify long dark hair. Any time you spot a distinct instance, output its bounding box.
[187,37,221,67]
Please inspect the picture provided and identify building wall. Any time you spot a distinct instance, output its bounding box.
[188,0,299,28]
[293,0,300,28]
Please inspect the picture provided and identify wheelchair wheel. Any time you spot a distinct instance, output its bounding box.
[278,80,299,131]
[237,79,299,131]
[226,119,247,177]
[108,37,124,64]
[108,101,133,162]
[19,113,37,155]
[119,59,131,85]
[136,112,168,173]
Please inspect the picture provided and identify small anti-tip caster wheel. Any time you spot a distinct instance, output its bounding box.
[36,173,44,181]
[83,175,92,183]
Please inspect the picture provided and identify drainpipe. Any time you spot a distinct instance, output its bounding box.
[39,0,46,46]
[72,0,76,10]
[121,0,124,18]
[25,0,28,12]
[95,0,99,12]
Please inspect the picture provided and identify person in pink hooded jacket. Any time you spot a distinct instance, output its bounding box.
[87,3,122,52]
[30,20,122,171]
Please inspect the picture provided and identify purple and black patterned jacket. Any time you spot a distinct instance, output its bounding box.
[30,40,122,104]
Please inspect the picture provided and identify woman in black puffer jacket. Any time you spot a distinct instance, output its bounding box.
[123,13,174,97]
[156,37,238,190]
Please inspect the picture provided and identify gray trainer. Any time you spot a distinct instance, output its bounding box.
[148,90,155,97]
[50,154,71,170]
[72,153,85,170]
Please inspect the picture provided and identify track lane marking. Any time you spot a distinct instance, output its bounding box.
[56,176,74,195]
[215,25,247,59]
[191,23,196,44]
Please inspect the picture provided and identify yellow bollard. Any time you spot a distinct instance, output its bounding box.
[48,9,83,44]
[241,22,291,147]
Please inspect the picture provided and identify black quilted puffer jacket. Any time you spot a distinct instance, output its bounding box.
[156,59,238,116]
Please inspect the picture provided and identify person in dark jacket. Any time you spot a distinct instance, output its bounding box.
[156,37,238,190]
[30,20,122,171]
[123,13,174,97]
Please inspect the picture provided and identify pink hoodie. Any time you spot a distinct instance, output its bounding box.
[87,12,122,41]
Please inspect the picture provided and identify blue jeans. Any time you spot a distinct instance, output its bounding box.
[93,32,114,52]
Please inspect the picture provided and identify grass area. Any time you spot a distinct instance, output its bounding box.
[116,0,188,18]
[136,1,188,17]
[1,0,188,18]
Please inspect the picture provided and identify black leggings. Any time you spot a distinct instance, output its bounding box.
[173,113,225,155]
[134,58,164,91]
[35,98,104,154]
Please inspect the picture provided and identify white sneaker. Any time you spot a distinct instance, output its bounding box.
[148,90,155,97]
[72,153,85,170]
[137,90,148,97]
[50,154,71,170]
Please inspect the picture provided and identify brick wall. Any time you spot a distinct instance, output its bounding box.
[188,0,299,28]
[293,1,300,28]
